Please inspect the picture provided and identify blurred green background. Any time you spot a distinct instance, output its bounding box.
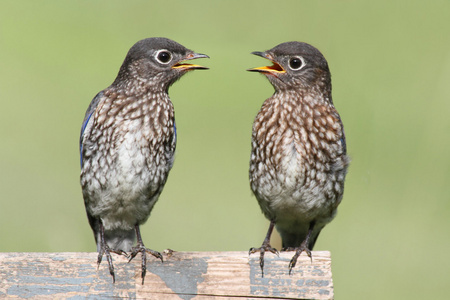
[1,0,449,298]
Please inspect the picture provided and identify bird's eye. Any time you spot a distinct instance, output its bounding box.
[289,57,305,70]
[155,50,172,64]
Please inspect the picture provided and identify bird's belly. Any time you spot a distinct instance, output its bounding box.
[84,133,172,231]
[270,184,329,222]
[87,169,158,231]
[254,148,335,223]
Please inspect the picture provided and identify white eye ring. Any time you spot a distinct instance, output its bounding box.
[288,56,306,70]
[155,49,172,64]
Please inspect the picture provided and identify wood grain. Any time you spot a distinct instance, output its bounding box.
[0,251,333,299]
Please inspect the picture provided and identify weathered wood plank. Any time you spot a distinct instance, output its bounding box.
[0,251,333,299]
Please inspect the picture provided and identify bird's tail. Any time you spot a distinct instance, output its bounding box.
[87,212,136,252]
[279,224,324,250]
[97,228,136,252]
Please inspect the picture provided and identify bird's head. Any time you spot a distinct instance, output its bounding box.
[248,42,331,93]
[114,37,209,91]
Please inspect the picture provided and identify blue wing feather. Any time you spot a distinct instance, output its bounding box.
[173,121,177,143]
[80,91,104,167]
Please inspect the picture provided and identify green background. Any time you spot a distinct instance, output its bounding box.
[1,1,449,298]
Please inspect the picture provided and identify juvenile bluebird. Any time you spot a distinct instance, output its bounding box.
[79,37,208,283]
[247,42,349,276]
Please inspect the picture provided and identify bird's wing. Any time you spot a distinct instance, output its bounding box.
[79,91,104,167]
[336,114,347,154]
[173,120,177,145]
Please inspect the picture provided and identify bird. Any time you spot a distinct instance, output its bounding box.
[247,41,349,276]
[79,37,208,283]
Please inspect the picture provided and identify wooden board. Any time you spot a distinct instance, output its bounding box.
[0,251,333,299]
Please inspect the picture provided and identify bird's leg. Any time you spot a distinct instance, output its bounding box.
[287,222,315,275]
[129,225,163,284]
[97,222,128,283]
[249,220,279,277]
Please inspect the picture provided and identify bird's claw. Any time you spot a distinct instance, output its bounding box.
[113,249,129,259]
[249,246,279,256]
[97,244,126,283]
[129,244,163,284]
[249,244,279,277]
[287,246,312,275]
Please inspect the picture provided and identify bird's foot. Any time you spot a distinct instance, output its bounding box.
[97,245,128,283]
[129,244,163,284]
[249,244,279,277]
[284,244,312,275]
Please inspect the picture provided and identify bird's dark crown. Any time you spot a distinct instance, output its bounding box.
[126,38,190,62]
[111,37,208,91]
[249,41,331,93]
[270,41,328,70]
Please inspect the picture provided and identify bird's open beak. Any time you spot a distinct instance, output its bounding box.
[172,53,209,70]
[247,51,286,74]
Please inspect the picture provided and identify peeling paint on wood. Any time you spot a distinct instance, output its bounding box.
[0,251,333,299]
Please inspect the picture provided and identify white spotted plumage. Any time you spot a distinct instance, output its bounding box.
[249,42,349,275]
[79,38,208,283]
